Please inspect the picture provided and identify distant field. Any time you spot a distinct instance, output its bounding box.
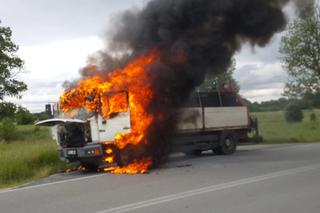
[254,110,320,143]
[0,126,66,189]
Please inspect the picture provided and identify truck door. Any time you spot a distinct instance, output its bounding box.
[90,91,131,143]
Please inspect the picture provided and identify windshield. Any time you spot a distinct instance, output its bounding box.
[101,91,129,118]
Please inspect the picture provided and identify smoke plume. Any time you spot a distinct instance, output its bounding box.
[80,0,314,166]
[292,0,315,19]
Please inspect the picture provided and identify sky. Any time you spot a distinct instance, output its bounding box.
[0,0,294,112]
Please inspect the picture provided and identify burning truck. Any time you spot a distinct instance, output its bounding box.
[37,89,260,173]
[36,52,260,173]
[35,0,307,173]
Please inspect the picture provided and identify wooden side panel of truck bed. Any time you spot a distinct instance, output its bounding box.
[178,108,203,131]
[205,107,249,129]
[178,106,249,132]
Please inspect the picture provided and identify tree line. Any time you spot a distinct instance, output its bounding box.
[0,102,51,125]
[246,95,320,113]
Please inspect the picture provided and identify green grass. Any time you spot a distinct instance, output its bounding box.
[254,109,320,144]
[0,126,66,189]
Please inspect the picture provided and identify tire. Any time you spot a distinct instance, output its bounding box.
[80,162,100,172]
[212,147,223,155]
[118,145,134,167]
[214,132,237,155]
[184,150,202,157]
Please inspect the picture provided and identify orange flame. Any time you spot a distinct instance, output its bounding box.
[105,158,152,174]
[60,50,158,173]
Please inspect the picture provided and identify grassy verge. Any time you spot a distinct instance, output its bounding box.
[0,126,66,189]
[254,109,320,144]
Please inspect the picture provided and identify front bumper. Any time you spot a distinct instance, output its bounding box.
[59,143,104,162]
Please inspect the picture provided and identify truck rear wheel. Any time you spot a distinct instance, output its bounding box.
[213,133,237,155]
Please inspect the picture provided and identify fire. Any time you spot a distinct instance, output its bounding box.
[60,50,158,173]
[104,158,152,174]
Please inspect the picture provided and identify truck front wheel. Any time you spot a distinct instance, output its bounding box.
[213,133,237,155]
[80,162,100,172]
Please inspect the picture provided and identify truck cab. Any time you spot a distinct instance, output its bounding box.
[36,90,132,169]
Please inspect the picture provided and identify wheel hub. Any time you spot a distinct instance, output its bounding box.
[225,139,232,147]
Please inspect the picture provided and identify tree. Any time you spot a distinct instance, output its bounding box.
[0,21,27,100]
[33,111,52,121]
[15,106,35,125]
[198,58,239,92]
[280,6,320,98]
[0,101,17,120]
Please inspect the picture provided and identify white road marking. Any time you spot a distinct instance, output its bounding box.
[0,173,107,195]
[95,164,320,213]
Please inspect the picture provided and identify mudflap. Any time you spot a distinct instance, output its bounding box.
[249,135,264,144]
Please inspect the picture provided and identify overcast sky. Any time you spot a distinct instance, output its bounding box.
[0,0,294,112]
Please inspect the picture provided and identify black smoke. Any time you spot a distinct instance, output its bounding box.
[83,0,313,167]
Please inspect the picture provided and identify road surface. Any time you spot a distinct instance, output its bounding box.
[1,143,320,213]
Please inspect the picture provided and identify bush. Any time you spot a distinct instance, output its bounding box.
[310,112,317,129]
[310,112,317,122]
[0,118,19,142]
[285,103,304,123]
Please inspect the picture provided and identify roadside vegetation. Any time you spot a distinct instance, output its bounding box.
[0,125,66,189]
[255,110,320,144]
[0,20,64,189]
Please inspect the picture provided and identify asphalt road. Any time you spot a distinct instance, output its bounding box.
[1,143,320,213]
